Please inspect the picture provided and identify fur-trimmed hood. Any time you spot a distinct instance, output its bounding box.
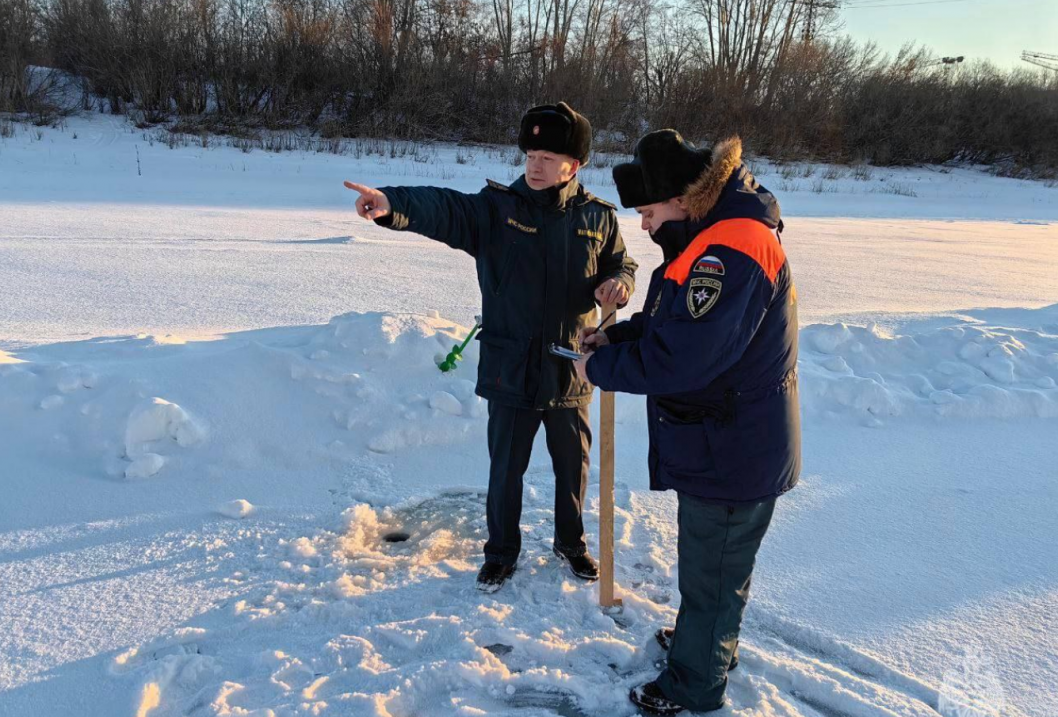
[646,136,782,261]
[612,130,781,237]
[683,136,782,232]
[683,136,743,220]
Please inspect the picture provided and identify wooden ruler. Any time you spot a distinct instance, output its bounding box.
[598,302,622,608]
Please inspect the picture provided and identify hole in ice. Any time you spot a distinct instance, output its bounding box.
[382,531,410,543]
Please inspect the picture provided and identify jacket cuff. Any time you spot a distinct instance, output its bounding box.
[373,188,409,230]
[604,320,638,344]
[585,348,613,390]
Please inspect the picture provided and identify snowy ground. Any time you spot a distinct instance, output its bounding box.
[1,113,1057,717]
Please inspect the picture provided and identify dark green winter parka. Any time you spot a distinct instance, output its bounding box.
[376,175,637,409]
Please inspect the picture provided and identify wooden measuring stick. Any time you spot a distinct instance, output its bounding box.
[598,302,622,608]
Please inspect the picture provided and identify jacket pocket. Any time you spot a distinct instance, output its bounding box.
[477,331,530,396]
[655,404,716,480]
[702,391,789,496]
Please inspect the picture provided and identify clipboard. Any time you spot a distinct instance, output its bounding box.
[548,343,585,361]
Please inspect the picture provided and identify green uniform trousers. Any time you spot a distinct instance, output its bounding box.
[656,493,777,711]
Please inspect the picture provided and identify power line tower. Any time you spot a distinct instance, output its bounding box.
[802,0,840,43]
[1021,51,1058,72]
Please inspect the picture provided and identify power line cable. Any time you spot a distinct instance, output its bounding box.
[842,0,980,8]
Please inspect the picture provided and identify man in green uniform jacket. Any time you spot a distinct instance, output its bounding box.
[344,102,638,592]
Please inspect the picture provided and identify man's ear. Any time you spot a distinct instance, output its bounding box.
[570,159,581,175]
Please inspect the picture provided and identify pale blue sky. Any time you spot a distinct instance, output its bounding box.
[837,0,1058,70]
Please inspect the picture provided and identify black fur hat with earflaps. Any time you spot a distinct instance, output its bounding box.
[518,102,592,165]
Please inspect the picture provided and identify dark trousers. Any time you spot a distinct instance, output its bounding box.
[656,493,777,712]
[483,401,591,566]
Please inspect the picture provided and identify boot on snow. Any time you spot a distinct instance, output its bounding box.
[476,561,516,593]
[629,681,687,715]
[552,548,599,581]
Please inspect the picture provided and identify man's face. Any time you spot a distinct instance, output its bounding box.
[636,198,689,235]
[525,150,580,190]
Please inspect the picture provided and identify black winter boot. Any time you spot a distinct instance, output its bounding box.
[476,561,516,593]
[629,681,686,715]
[552,548,599,581]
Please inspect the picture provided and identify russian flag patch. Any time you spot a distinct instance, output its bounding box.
[693,255,725,276]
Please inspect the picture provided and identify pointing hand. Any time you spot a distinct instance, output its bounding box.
[343,181,392,221]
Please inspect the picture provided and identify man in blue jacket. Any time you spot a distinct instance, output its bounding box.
[345,103,637,593]
[574,130,800,714]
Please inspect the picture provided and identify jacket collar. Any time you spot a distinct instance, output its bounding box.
[650,216,711,263]
[651,152,783,262]
[510,175,584,211]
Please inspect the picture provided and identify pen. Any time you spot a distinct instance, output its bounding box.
[596,310,616,330]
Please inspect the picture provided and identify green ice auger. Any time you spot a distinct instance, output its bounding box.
[438,315,482,373]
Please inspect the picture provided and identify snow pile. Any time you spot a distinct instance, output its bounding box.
[291,312,488,454]
[217,499,255,519]
[800,306,1058,424]
[123,397,206,478]
[125,397,205,455]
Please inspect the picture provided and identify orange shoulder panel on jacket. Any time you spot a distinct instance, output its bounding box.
[664,218,785,285]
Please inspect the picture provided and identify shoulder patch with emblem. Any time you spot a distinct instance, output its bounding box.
[506,217,538,234]
[693,255,725,276]
[485,179,510,192]
[687,277,722,319]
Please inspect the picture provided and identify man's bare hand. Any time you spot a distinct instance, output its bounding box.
[595,278,629,306]
[578,325,610,352]
[344,181,392,220]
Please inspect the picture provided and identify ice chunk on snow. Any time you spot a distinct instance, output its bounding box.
[125,453,166,479]
[125,397,205,457]
[218,499,255,519]
[290,537,317,558]
[430,391,463,416]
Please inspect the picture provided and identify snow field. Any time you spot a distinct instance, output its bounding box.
[3,307,1054,715]
[108,487,952,717]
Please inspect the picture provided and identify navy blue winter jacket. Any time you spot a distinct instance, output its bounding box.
[586,151,801,504]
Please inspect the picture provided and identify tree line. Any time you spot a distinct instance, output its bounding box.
[2,0,1057,171]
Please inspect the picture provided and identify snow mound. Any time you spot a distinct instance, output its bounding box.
[125,397,206,457]
[800,308,1058,423]
[429,390,463,416]
[289,312,487,454]
[218,499,255,519]
[125,453,166,480]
